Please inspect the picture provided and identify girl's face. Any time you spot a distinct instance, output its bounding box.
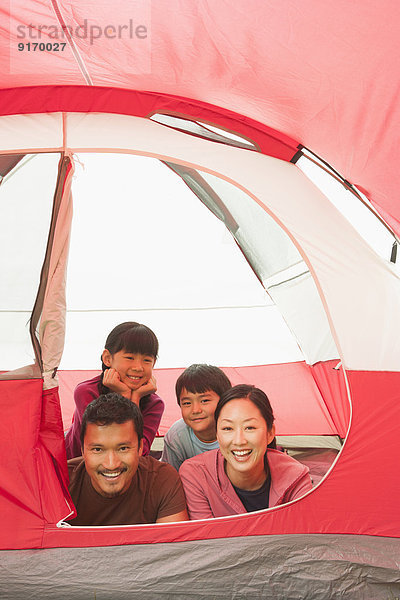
[217,398,275,479]
[102,349,155,391]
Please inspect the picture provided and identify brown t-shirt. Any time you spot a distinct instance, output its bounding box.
[67,456,187,526]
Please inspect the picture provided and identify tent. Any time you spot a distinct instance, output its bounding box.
[1,1,400,597]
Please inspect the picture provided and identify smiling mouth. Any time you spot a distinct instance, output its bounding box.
[231,449,252,459]
[98,468,127,480]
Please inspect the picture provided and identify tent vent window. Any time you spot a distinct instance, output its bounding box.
[150,113,257,150]
[297,149,399,265]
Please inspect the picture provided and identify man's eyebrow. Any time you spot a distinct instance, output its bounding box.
[87,441,133,447]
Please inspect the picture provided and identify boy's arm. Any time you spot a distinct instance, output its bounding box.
[161,431,185,471]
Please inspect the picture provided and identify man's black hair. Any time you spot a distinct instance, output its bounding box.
[80,392,143,448]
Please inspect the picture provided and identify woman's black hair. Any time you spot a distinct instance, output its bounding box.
[98,322,159,404]
[215,384,276,449]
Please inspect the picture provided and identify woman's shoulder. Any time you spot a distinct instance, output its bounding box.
[179,448,219,475]
[267,449,311,498]
[268,448,309,473]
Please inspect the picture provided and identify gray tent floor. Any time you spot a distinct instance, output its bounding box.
[1,534,399,600]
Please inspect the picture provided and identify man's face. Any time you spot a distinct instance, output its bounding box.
[82,420,143,498]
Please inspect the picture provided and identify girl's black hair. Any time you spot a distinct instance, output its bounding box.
[98,322,159,405]
[215,384,277,449]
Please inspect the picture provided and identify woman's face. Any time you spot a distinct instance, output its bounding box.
[217,398,275,479]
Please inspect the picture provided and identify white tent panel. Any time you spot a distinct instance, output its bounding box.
[191,169,303,280]
[191,169,339,364]
[267,272,339,364]
[2,112,400,371]
[0,314,36,368]
[61,153,302,369]
[64,111,400,370]
[0,152,61,369]
[0,113,63,151]
[66,155,270,311]
[62,306,300,369]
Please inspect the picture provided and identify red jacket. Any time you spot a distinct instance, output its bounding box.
[179,448,313,519]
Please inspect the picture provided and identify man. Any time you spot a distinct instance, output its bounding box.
[67,392,188,526]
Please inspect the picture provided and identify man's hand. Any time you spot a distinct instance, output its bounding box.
[102,368,131,399]
[131,375,157,406]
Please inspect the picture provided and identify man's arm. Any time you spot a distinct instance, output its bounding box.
[156,508,188,523]
[154,462,188,522]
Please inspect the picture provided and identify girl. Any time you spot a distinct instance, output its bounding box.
[179,384,312,519]
[65,322,164,460]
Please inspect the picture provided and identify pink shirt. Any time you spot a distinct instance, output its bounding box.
[179,448,313,519]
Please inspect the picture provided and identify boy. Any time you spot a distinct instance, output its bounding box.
[161,364,231,470]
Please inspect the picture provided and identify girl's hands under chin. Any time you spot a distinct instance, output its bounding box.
[102,367,131,398]
[130,375,157,406]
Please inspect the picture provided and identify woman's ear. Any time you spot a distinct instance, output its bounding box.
[267,423,276,446]
[102,349,112,367]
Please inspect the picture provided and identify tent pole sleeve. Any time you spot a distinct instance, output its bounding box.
[29,154,72,372]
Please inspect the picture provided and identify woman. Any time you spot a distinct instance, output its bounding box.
[179,384,312,519]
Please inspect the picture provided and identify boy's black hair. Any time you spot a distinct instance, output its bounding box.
[175,364,231,405]
[80,392,143,449]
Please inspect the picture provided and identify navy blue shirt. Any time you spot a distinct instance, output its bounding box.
[232,475,271,512]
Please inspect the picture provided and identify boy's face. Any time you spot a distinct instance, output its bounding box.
[179,388,220,443]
